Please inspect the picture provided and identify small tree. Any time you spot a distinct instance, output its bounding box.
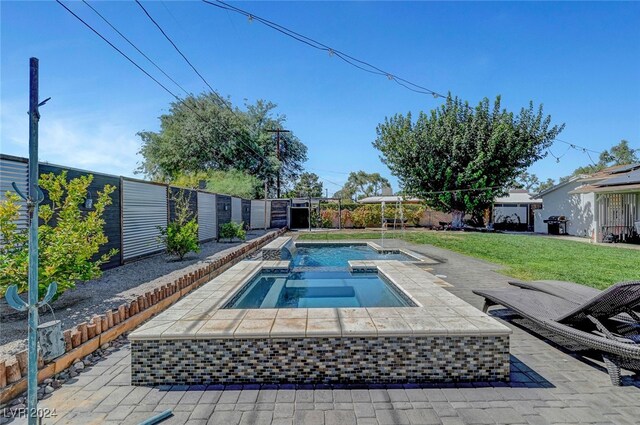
[0,172,117,297]
[158,190,200,260]
[374,95,564,227]
[219,222,246,242]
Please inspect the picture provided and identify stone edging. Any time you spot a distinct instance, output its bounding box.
[0,228,287,404]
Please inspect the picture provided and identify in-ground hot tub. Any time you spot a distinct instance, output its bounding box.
[130,239,511,385]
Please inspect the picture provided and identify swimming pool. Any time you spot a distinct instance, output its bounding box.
[224,270,415,309]
[292,243,414,268]
[226,243,418,309]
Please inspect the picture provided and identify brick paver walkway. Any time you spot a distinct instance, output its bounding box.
[7,239,640,424]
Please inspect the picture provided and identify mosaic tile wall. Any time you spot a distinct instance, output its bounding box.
[131,335,509,386]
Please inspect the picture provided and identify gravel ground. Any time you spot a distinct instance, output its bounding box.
[0,229,273,361]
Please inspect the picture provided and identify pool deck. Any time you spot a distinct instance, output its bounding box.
[129,260,510,341]
[17,237,640,424]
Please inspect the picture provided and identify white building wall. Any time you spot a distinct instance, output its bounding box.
[534,180,596,238]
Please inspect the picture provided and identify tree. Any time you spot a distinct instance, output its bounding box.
[374,95,564,227]
[564,139,639,180]
[514,172,555,193]
[173,169,262,199]
[158,190,199,261]
[288,172,323,198]
[137,94,307,194]
[0,172,117,297]
[335,171,391,201]
[536,178,556,193]
[599,139,638,166]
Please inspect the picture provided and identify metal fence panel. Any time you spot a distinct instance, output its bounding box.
[231,197,242,224]
[270,200,289,228]
[122,179,167,260]
[250,199,270,229]
[216,195,231,232]
[197,192,217,241]
[0,156,29,232]
[39,163,122,269]
[241,199,251,227]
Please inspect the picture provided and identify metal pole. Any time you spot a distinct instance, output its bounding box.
[4,58,53,425]
[27,56,40,425]
[264,181,268,230]
[266,129,290,199]
[276,130,280,198]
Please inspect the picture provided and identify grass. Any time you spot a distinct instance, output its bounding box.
[297,230,640,289]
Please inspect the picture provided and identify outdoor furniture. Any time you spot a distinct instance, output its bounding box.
[507,279,601,303]
[473,282,640,385]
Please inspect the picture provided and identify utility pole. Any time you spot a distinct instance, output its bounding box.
[266,128,290,198]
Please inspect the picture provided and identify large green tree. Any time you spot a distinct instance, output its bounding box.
[287,172,323,198]
[137,94,307,195]
[374,95,564,227]
[334,171,391,201]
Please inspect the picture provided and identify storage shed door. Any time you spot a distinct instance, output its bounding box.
[197,192,217,241]
[231,197,242,224]
[122,180,167,260]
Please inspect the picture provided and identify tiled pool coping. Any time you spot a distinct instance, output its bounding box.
[129,260,510,340]
[130,260,511,384]
[261,236,440,264]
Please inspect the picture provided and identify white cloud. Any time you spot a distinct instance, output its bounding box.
[1,100,146,178]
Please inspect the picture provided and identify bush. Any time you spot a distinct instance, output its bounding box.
[0,172,117,298]
[158,190,199,260]
[219,222,246,242]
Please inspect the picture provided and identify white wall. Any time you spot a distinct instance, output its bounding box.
[534,180,596,238]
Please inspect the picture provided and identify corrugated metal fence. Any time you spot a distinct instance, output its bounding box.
[0,154,256,268]
[0,155,29,231]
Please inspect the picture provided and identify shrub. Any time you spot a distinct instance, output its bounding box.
[158,190,199,260]
[219,222,246,242]
[0,172,117,298]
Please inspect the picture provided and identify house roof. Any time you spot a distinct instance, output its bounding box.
[570,163,640,194]
[494,190,541,204]
[534,175,583,198]
[569,183,640,194]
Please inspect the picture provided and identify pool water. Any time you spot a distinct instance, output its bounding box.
[225,270,413,309]
[292,244,413,268]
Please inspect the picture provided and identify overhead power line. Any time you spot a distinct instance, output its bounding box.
[201,0,445,99]
[200,0,620,168]
[132,0,305,178]
[82,0,191,97]
[135,0,216,94]
[56,0,180,101]
[57,0,289,179]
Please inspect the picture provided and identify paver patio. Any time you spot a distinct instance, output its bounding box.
[5,239,639,424]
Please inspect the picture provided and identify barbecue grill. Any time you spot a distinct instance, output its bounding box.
[543,215,568,235]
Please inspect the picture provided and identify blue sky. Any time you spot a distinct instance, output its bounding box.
[1,1,639,194]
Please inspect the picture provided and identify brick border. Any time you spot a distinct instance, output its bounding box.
[0,228,286,404]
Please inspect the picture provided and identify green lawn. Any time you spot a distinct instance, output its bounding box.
[297,230,640,289]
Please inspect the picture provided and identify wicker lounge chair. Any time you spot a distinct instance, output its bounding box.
[473,281,640,385]
[507,279,601,303]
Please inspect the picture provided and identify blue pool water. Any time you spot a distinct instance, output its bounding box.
[225,270,413,309]
[292,244,413,268]
[225,244,416,309]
